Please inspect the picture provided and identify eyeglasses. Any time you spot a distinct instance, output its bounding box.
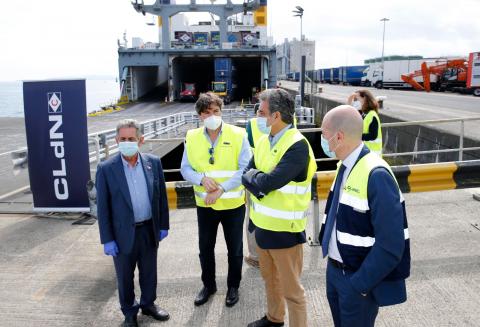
[208,147,215,165]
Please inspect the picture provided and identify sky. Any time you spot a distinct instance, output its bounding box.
[1,0,479,81]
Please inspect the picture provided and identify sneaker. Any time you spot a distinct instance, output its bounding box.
[247,315,284,327]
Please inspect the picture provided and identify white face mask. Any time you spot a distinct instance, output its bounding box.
[203,115,222,130]
[256,117,271,134]
[352,100,362,110]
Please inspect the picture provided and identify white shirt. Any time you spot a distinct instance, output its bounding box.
[328,142,364,262]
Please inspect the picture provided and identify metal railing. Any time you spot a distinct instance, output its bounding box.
[87,106,315,164]
[299,116,480,162]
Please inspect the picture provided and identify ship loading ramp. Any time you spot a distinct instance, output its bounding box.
[171,54,264,102]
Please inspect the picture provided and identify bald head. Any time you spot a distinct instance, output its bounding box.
[321,105,363,160]
[323,105,363,141]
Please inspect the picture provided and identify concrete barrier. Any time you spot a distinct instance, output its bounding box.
[166,160,480,208]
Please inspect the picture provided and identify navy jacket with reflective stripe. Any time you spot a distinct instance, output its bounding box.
[319,146,411,306]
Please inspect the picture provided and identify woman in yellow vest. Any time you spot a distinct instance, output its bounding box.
[180,92,251,308]
[347,89,383,156]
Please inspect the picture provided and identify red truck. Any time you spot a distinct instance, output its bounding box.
[179,82,197,102]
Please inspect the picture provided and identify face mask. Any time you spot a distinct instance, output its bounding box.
[352,100,362,110]
[118,141,139,157]
[321,134,338,158]
[204,115,222,130]
[266,112,277,128]
[256,117,271,134]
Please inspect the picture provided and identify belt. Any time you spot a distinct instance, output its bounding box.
[134,219,152,227]
[328,257,352,271]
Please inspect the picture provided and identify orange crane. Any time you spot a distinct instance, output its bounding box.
[401,58,467,92]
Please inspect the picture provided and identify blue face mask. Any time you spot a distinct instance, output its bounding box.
[256,117,271,134]
[321,134,337,158]
[118,141,139,157]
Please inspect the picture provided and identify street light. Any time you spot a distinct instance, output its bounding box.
[380,17,390,72]
[292,6,304,42]
[293,6,305,105]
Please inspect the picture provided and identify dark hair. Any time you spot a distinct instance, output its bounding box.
[195,92,223,114]
[258,89,294,124]
[357,89,379,113]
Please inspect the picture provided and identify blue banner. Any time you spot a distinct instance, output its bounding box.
[23,80,90,212]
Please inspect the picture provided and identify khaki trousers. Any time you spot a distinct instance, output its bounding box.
[257,244,307,327]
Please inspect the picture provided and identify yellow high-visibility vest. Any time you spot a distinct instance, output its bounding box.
[250,128,317,232]
[363,110,383,156]
[186,123,246,210]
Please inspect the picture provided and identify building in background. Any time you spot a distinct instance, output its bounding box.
[276,38,315,79]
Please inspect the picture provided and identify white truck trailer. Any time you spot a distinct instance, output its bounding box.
[362,58,438,89]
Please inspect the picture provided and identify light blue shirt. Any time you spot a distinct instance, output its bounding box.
[328,142,364,262]
[180,124,251,192]
[268,124,292,149]
[121,155,152,223]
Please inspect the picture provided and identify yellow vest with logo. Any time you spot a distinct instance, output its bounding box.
[250,128,317,232]
[363,110,383,156]
[250,118,263,149]
[340,152,400,208]
[321,151,410,278]
[186,123,246,210]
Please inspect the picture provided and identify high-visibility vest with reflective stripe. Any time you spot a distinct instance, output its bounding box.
[363,110,383,156]
[185,123,246,210]
[249,118,264,149]
[320,151,410,280]
[250,128,317,232]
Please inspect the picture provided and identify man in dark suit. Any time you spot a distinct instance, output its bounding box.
[319,105,410,327]
[96,119,170,327]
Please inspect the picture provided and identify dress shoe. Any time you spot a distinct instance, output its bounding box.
[244,255,260,268]
[247,315,284,327]
[123,315,138,327]
[194,286,217,306]
[142,304,170,321]
[225,287,239,307]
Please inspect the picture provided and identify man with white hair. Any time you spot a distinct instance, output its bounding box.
[319,105,410,327]
[96,119,170,327]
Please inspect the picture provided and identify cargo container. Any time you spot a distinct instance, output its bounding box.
[330,68,340,84]
[312,70,321,83]
[213,58,236,103]
[338,65,368,86]
[320,69,331,83]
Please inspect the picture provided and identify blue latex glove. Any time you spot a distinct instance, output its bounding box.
[159,230,168,242]
[104,241,119,257]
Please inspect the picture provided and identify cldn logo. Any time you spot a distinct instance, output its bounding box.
[47,91,68,200]
[47,92,62,113]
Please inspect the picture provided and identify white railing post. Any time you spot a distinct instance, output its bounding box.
[459,120,464,161]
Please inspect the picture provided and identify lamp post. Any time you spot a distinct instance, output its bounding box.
[293,6,304,42]
[293,6,305,105]
[380,18,390,72]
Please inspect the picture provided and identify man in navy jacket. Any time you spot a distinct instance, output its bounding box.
[319,106,410,327]
[96,119,170,327]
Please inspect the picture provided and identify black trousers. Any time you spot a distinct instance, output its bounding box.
[197,205,245,290]
[113,222,157,317]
